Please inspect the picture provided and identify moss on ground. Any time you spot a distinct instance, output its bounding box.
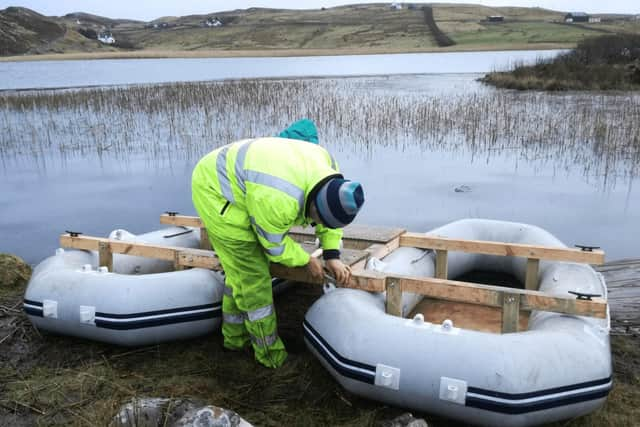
[0,260,638,426]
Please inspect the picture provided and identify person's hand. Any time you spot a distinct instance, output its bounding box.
[325,259,352,286]
[306,257,324,282]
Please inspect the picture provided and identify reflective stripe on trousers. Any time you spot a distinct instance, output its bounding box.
[246,304,274,322]
[251,332,279,347]
[223,312,246,324]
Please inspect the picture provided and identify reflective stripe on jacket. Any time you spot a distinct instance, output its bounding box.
[192,137,343,267]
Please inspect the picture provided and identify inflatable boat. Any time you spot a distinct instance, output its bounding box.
[23,227,284,346]
[304,219,611,427]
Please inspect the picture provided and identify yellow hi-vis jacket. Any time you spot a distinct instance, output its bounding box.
[192,137,343,268]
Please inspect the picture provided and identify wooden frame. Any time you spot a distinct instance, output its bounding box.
[61,214,607,334]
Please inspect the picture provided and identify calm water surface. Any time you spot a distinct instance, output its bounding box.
[1,51,638,264]
[0,50,562,90]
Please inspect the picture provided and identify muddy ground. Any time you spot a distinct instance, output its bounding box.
[1,254,639,426]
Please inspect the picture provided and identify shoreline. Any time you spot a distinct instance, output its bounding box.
[0,43,573,63]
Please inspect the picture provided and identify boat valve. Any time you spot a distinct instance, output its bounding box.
[165,211,179,217]
[574,244,600,252]
[323,272,337,294]
[568,290,601,301]
[65,230,82,237]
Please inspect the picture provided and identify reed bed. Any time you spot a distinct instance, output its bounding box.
[0,78,639,187]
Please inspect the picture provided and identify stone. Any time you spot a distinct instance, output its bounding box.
[378,412,429,427]
[110,397,253,427]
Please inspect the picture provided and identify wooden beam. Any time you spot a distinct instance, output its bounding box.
[501,293,520,333]
[525,258,540,290]
[98,241,113,272]
[61,234,179,261]
[385,277,403,317]
[199,228,212,251]
[161,214,407,250]
[397,275,607,318]
[160,214,204,228]
[399,233,605,264]
[435,249,448,279]
[350,236,401,272]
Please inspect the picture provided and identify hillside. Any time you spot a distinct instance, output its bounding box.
[0,7,65,55]
[1,3,639,59]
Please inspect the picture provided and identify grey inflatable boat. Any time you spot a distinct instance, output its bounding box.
[304,219,611,427]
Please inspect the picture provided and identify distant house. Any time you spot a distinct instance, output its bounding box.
[588,16,601,23]
[390,2,402,10]
[565,12,589,23]
[98,32,115,44]
[487,15,504,22]
[205,17,223,27]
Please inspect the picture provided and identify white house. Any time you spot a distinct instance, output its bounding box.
[390,2,402,10]
[98,32,116,44]
[205,17,223,27]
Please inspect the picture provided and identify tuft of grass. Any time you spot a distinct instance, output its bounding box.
[0,254,31,297]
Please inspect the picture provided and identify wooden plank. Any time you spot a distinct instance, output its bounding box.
[525,258,540,290]
[435,249,448,279]
[385,277,403,317]
[501,293,520,333]
[174,252,185,271]
[399,233,605,264]
[268,264,385,292]
[350,236,402,272]
[290,223,405,248]
[178,249,221,269]
[199,228,212,251]
[61,235,178,261]
[397,275,607,318]
[520,293,608,319]
[98,241,113,272]
[400,276,502,307]
[160,214,204,228]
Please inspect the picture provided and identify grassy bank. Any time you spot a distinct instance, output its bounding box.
[482,34,640,90]
[1,254,639,426]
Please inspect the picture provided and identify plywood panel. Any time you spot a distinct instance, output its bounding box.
[409,298,530,334]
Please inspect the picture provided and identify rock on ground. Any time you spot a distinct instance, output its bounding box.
[379,412,429,427]
[110,397,253,427]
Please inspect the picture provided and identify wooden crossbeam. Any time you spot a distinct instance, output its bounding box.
[398,276,607,319]
[60,234,222,270]
[160,214,406,250]
[399,233,605,264]
[160,213,203,228]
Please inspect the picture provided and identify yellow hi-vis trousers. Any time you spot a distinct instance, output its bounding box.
[208,231,287,368]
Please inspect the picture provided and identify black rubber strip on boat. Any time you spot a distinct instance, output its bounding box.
[95,308,222,330]
[467,376,613,400]
[23,299,43,307]
[23,299,44,316]
[96,302,220,319]
[466,388,611,414]
[303,319,376,384]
